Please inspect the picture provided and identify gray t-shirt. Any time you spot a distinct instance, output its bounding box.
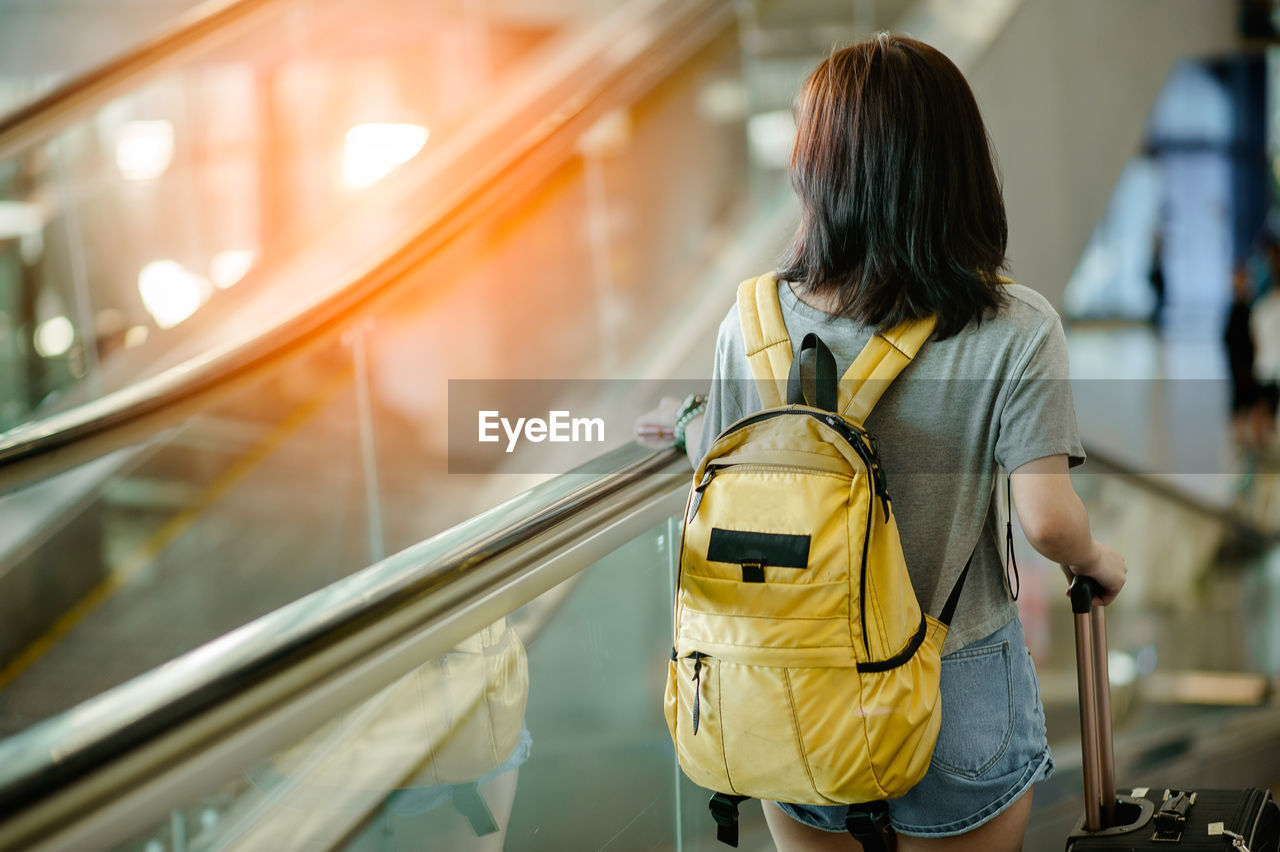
[700,278,1084,652]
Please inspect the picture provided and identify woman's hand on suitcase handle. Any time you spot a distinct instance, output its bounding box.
[1062,540,1126,606]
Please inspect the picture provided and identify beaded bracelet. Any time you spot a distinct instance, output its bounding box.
[673,393,708,451]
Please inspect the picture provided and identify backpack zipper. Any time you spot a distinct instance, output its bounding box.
[710,462,852,478]
[687,468,716,522]
[858,479,873,657]
[712,408,890,514]
[688,461,852,524]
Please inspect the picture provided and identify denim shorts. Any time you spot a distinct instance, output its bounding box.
[775,617,1053,838]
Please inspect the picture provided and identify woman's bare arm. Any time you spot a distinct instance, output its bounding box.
[1009,454,1126,605]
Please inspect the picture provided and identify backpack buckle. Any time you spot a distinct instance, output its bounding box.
[708,793,749,847]
[846,801,895,852]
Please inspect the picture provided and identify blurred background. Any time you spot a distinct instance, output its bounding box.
[0,0,1278,849]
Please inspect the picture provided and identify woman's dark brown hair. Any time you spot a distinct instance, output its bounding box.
[778,33,1008,339]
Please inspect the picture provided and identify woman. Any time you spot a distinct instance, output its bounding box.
[644,34,1125,851]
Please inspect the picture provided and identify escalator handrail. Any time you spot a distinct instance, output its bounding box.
[0,442,689,848]
[1081,446,1279,547]
[0,0,733,496]
[0,0,292,163]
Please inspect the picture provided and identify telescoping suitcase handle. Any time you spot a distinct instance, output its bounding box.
[1070,575,1117,832]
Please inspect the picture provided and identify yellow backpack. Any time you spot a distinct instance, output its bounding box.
[664,273,971,847]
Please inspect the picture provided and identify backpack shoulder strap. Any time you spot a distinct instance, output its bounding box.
[838,316,936,425]
[736,273,792,408]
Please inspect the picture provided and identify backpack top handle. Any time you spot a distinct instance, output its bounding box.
[786,333,839,411]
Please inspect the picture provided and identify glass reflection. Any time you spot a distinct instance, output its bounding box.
[112,517,679,851]
[230,618,529,850]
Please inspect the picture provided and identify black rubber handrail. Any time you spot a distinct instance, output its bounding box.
[0,0,291,163]
[0,0,732,496]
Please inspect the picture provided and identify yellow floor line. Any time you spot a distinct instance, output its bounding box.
[0,367,355,695]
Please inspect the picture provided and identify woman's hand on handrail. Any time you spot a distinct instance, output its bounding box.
[635,395,682,449]
[635,395,705,464]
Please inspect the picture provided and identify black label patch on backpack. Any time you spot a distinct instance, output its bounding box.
[707,529,811,572]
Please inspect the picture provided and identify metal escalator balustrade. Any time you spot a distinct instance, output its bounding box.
[0,0,754,744]
[0,0,291,161]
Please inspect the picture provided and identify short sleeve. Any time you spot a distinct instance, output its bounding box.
[699,309,754,454]
[700,329,734,452]
[995,316,1086,472]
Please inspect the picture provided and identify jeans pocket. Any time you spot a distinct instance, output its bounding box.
[928,640,1013,779]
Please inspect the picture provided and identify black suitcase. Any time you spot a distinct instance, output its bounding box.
[1065,577,1280,851]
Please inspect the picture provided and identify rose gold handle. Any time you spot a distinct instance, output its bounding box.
[1070,576,1116,831]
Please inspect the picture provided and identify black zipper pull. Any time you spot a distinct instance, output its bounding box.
[862,432,892,518]
[874,463,891,518]
[852,425,892,517]
[690,653,705,734]
[687,469,716,522]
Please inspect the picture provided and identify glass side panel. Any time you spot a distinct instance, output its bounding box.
[0,332,375,736]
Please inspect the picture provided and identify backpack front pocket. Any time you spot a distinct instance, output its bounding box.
[685,465,857,587]
[667,652,734,793]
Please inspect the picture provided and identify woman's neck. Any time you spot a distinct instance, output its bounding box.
[789,282,842,314]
